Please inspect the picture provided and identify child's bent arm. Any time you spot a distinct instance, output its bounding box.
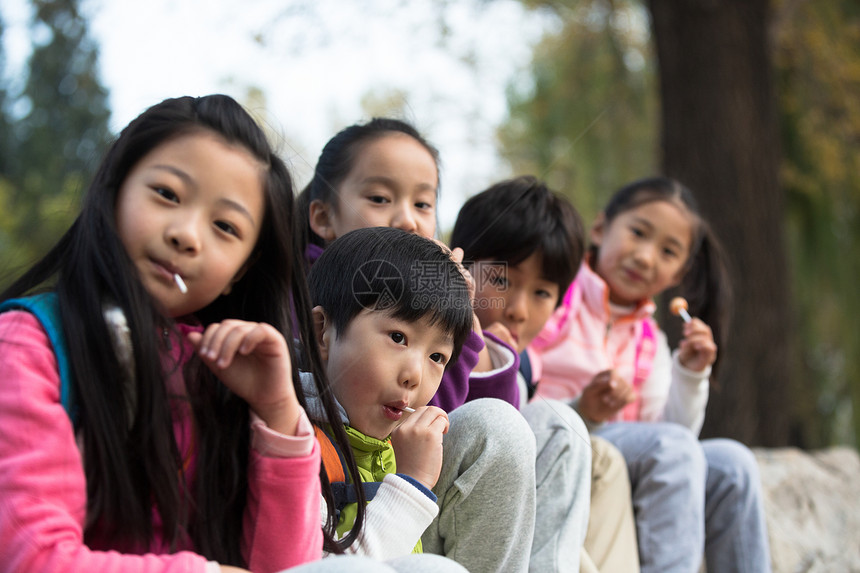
[336,474,438,560]
[243,417,323,571]
[663,350,710,435]
[464,329,520,408]
[637,332,709,434]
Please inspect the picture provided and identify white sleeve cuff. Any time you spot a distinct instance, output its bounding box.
[470,336,516,379]
[671,349,712,384]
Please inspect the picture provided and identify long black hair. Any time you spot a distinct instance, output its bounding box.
[295,117,440,254]
[593,176,732,370]
[0,95,358,561]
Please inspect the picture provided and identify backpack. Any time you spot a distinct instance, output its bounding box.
[313,425,382,517]
[0,293,79,425]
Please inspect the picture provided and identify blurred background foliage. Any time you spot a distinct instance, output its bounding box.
[1,0,857,448]
[496,0,860,448]
[0,0,110,276]
[772,0,860,447]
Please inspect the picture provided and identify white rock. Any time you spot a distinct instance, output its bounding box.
[754,447,860,573]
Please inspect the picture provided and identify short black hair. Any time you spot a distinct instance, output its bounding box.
[308,227,473,365]
[450,175,585,303]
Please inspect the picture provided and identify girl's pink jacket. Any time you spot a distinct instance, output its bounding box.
[531,263,710,431]
[0,310,322,573]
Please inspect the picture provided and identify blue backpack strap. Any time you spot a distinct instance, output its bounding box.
[330,481,383,508]
[0,293,78,426]
[518,349,538,400]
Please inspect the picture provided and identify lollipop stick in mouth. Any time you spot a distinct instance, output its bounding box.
[402,406,415,413]
[174,273,188,294]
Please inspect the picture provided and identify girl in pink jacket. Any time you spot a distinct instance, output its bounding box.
[531,177,771,573]
[0,95,364,573]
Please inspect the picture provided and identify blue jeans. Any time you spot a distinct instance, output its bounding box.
[595,422,771,573]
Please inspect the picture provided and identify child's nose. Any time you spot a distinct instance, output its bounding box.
[391,204,418,234]
[633,243,656,267]
[167,217,202,254]
[505,291,528,322]
[399,352,423,389]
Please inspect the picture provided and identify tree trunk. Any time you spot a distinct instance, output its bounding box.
[647,0,791,446]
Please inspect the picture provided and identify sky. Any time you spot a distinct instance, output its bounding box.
[1,0,554,232]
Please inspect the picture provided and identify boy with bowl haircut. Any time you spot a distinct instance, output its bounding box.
[305,227,473,558]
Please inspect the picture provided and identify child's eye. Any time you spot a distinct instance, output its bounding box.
[215,221,239,237]
[662,247,679,258]
[389,332,406,344]
[430,352,447,365]
[630,226,645,238]
[153,187,179,202]
[415,201,434,210]
[368,195,390,204]
[536,289,553,299]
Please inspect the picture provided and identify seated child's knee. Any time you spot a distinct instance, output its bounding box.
[591,435,627,482]
[648,423,706,475]
[448,398,535,458]
[703,438,760,489]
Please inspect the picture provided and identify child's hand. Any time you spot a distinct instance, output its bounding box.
[390,406,449,490]
[187,320,302,436]
[677,318,718,372]
[579,370,636,423]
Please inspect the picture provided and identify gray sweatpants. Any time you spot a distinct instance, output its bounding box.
[423,398,592,573]
[522,399,592,573]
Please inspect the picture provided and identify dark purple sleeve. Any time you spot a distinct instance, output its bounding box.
[463,331,521,409]
[429,330,484,413]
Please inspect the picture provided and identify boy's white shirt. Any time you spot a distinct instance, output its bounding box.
[299,372,439,559]
[319,474,439,559]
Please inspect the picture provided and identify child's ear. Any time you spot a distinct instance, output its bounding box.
[312,305,332,362]
[309,199,338,243]
[589,212,607,247]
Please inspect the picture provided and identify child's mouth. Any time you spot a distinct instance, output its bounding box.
[382,405,403,421]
